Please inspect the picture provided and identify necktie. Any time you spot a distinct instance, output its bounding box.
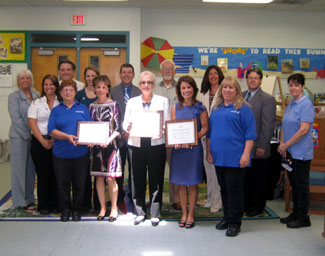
[246,91,251,101]
[124,88,129,105]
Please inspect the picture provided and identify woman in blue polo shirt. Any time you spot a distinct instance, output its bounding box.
[48,79,91,222]
[206,77,256,237]
[278,73,314,229]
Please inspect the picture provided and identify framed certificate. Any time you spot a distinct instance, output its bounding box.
[77,121,110,145]
[129,110,163,138]
[165,118,198,148]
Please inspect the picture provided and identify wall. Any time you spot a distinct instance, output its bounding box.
[0,7,141,139]
[0,7,325,138]
[142,8,325,93]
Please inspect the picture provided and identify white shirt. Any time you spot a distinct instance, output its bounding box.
[27,96,60,135]
[59,79,84,91]
[123,94,169,147]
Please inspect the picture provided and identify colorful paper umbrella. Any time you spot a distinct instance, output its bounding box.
[141,37,174,70]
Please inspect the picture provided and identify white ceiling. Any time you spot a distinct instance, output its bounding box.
[1,0,325,12]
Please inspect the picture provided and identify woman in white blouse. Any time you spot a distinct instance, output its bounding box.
[123,71,169,227]
[28,74,61,214]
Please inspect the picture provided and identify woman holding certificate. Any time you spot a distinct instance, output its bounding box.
[123,71,169,227]
[170,75,209,229]
[206,77,256,237]
[48,79,91,222]
[89,75,122,222]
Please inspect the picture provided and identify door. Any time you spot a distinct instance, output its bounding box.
[31,48,77,93]
[80,48,126,87]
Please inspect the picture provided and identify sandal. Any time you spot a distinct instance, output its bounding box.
[178,220,186,228]
[26,203,36,210]
[185,221,195,229]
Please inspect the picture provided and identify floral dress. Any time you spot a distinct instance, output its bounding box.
[89,100,122,177]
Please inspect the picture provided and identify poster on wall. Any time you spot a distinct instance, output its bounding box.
[141,37,325,79]
[0,31,27,63]
[0,64,12,88]
[172,46,325,79]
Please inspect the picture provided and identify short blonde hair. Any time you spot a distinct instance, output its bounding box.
[214,77,245,110]
[139,71,156,85]
[17,69,34,88]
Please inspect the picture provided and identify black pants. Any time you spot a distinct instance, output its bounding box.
[30,135,59,211]
[117,143,129,203]
[215,166,246,226]
[129,139,166,218]
[53,153,89,212]
[244,158,269,213]
[287,159,311,219]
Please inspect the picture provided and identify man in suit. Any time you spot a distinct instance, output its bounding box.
[110,63,141,213]
[243,67,276,217]
[153,59,181,210]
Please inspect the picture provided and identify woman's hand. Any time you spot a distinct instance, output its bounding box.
[67,134,78,146]
[207,151,214,164]
[277,143,287,158]
[41,138,54,150]
[239,152,250,168]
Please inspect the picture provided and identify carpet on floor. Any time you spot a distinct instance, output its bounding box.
[0,180,279,221]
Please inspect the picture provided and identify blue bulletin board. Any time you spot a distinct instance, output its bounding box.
[172,46,325,79]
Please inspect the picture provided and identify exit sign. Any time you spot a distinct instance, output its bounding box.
[71,14,86,26]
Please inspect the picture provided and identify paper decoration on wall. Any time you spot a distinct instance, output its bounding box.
[141,37,174,70]
[0,31,27,62]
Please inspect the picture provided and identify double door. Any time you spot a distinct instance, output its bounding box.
[31,47,126,92]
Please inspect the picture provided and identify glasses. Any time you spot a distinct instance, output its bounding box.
[62,88,74,93]
[140,81,154,86]
[162,67,174,71]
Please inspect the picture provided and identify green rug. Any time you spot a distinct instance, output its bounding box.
[0,179,279,220]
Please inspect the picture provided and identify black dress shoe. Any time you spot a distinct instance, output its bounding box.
[39,209,50,215]
[246,210,264,217]
[97,215,105,221]
[280,213,297,224]
[134,215,145,225]
[72,211,81,222]
[226,225,241,237]
[215,220,228,230]
[287,218,311,229]
[61,211,70,222]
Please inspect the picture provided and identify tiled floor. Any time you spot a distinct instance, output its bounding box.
[0,161,324,256]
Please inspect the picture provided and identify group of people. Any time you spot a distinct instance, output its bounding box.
[8,59,314,237]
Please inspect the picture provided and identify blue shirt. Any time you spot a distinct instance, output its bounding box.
[121,84,132,98]
[48,101,91,158]
[207,103,257,168]
[282,95,314,160]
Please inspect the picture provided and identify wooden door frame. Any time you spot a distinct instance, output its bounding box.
[27,31,129,80]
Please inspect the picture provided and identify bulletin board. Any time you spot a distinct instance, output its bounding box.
[0,31,27,63]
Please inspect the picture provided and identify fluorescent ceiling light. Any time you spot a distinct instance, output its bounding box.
[64,0,128,2]
[73,37,100,41]
[203,0,273,3]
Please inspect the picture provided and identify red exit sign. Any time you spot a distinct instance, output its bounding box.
[71,14,86,25]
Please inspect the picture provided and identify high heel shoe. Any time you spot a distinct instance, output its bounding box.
[178,220,186,228]
[185,221,195,229]
[108,215,118,222]
[97,215,105,221]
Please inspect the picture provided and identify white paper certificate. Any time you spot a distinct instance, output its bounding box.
[165,118,198,148]
[77,121,110,145]
[129,110,163,138]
